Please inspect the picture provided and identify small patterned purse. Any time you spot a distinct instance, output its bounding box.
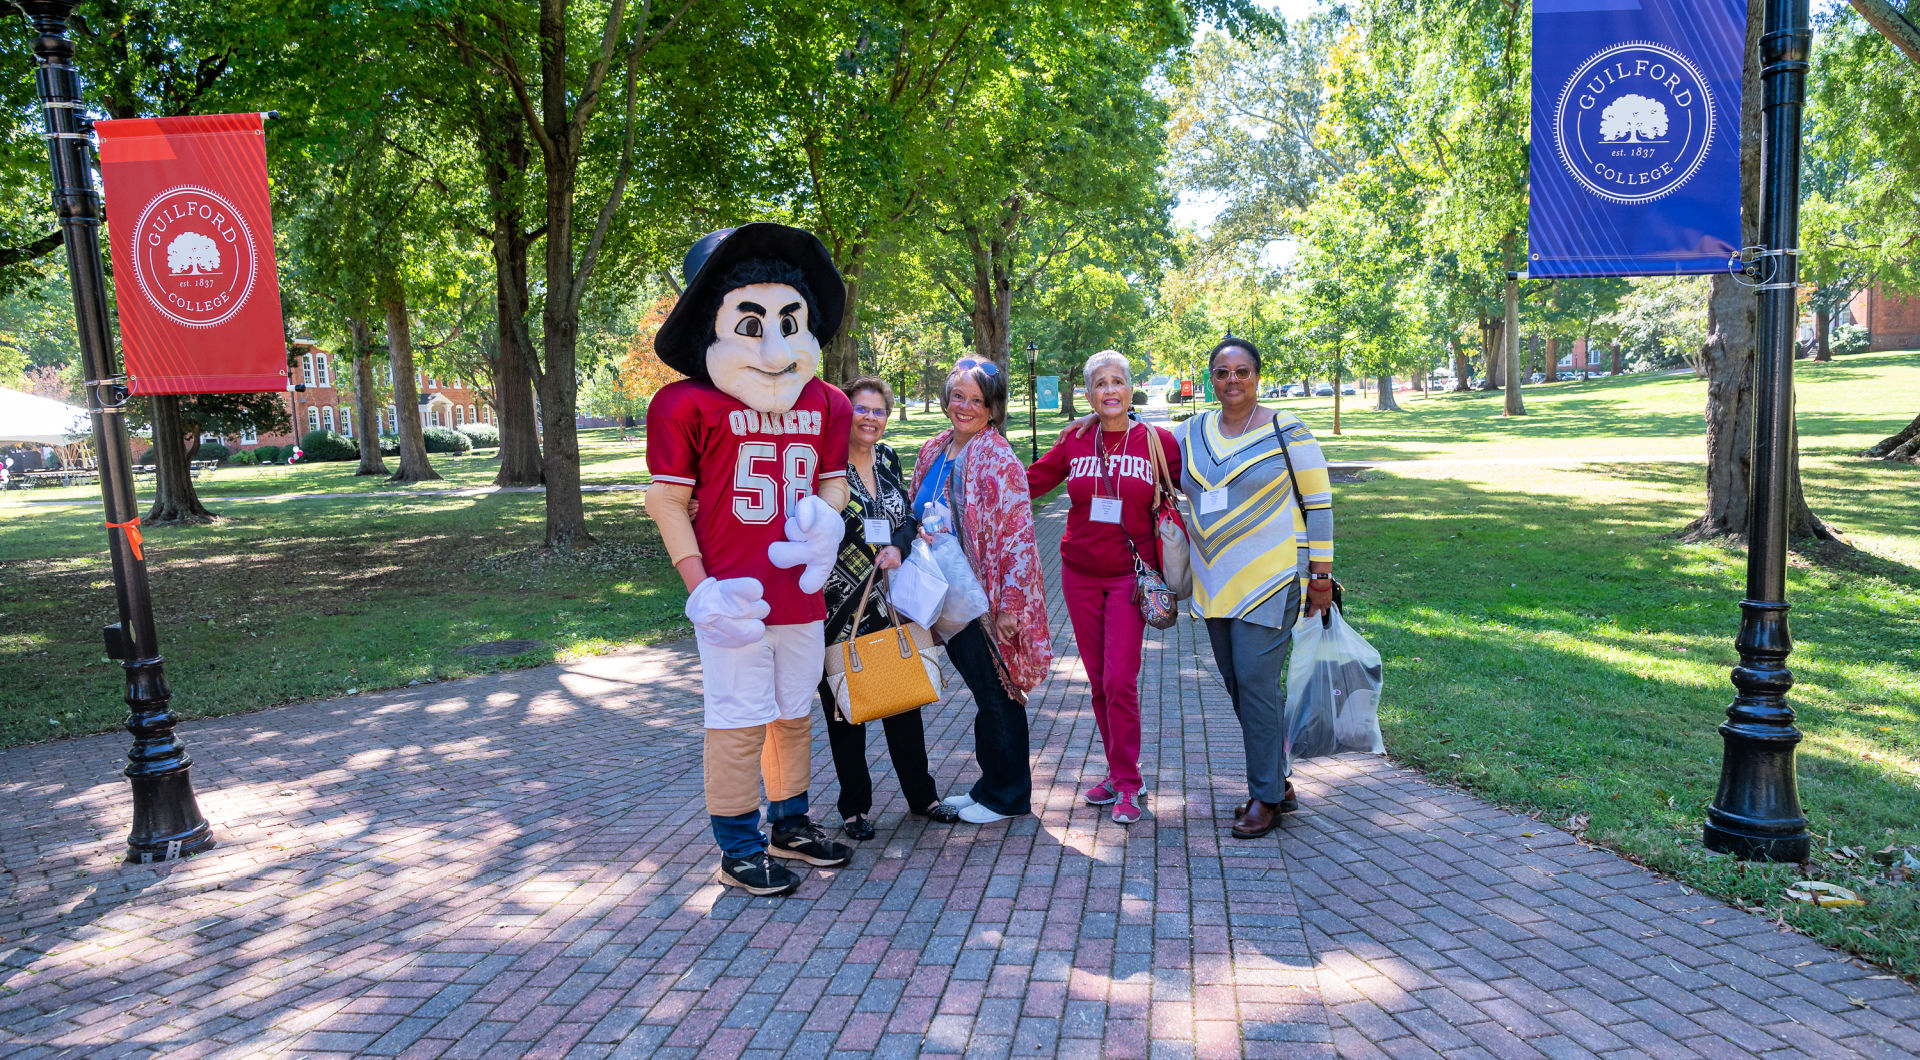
[1127,539,1179,630]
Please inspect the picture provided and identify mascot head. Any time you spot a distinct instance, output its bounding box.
[653,223,847,414]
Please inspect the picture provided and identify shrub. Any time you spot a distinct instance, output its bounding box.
[1169,409,1195,422]
[229,449,254,465]
[422,426,473,454]
[300,429,359,462]
[379,435,400,455]
[252,444,281,464]
[197,442,230,463]
[457,422,500,449]
[1131,388,1147,405]
[1831,324,1869,358]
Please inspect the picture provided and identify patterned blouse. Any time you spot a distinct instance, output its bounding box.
[822,443,919,644]
[1174,408,1335,629]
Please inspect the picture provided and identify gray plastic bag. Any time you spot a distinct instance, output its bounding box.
[1285,604,1385,760]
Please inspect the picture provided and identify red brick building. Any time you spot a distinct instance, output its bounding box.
[1848,285,1920,352]
[225,344,495,452]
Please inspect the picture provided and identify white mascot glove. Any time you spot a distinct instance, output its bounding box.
[766,494,840,595]
[685,576,769,649]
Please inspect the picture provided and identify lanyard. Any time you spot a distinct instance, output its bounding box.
[1093,425,1134,499]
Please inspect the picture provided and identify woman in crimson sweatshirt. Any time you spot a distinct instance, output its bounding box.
[1026,351,1182,824]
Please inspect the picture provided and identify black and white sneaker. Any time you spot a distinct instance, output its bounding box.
[718,849,801,896]
[769,817,854,867]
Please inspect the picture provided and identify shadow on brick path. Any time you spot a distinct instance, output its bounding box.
[1,502,1916,1059]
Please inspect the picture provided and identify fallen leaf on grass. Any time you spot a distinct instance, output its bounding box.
[1786,881,1866,908]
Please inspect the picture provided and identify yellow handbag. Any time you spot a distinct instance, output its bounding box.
[824,570,945,724]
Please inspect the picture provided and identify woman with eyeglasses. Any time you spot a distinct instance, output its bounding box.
[911,358,1053,825]
[1176,337,1336,840]
[815,377,955,837]
[1025,351,1180,824]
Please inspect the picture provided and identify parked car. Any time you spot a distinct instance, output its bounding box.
[1340,384,1356,396]
[1284,384,1306,398]
[1529,372,1545,383]
[1263,385,1280,398]
[1313,383,1334,396]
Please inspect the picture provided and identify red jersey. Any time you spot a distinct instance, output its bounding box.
[647,377,852,624]
[1026,421,1181,580]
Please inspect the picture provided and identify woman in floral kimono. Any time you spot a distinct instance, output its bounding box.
[910,358,1053,824]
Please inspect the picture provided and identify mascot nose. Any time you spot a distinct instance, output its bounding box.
[761,328,796,367]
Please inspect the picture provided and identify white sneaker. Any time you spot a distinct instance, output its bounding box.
[946,793,976,809]
[957,802,1011,824]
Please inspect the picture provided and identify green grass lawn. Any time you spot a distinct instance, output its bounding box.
[3,351,1918,973]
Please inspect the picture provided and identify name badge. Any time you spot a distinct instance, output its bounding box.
[1090,497,1123,524]
[863,518,892,545]
[1200,488,1228,514]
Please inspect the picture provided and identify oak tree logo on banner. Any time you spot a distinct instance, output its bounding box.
[128,184,261,329]
[1553,40,1718,205]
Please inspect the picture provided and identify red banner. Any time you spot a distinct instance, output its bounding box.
[96,113,288,395]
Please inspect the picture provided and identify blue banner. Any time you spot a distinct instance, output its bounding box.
[1036,375,1059,410]
[1528,0,1745,277]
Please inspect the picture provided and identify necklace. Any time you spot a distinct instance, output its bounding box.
[1222,402,1258,438]
[1097,424,1135,497]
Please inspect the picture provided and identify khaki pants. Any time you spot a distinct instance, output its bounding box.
[704,716,812,817]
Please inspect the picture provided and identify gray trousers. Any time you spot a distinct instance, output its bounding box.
[1204,585,1301,805]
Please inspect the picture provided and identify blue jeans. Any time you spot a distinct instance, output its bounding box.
[710,795,809,859]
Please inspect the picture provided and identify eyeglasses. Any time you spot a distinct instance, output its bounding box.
[953,358,1001,378]
[851,404,888,417]
[947,395,987,410]
[1210,366,1255,381]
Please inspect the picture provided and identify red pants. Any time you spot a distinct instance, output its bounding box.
[1062,565,1147,795]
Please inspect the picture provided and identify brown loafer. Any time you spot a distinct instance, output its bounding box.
[1233,782,1298,821]
[1231,799,1283,838]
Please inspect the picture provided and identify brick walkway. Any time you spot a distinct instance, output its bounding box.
[3,504,1916,1059]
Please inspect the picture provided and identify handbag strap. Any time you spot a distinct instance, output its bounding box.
[845,566,916,669]
[1141,422,1176,511]
[1270,413,1309,517]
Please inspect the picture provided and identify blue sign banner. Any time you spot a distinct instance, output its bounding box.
[1528,0,1746,277]
[1036,375,1059,410]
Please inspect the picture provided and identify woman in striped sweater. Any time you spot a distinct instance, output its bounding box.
[1173,337,1337,839]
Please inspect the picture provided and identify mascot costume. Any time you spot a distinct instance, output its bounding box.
[645,223,856,896]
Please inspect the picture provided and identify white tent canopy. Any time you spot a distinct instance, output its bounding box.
[0,387,91,445]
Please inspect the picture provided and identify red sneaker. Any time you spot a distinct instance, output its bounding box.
[1084,778,1119,806]
[1111,791,1143,824]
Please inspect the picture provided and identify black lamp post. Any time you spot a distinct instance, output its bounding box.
[17,0,215,864]
[1025,341,1039,463]
[1703,0,1812,862]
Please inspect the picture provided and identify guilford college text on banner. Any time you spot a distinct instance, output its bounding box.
[1528,0,1747,277]
[95,112,287,395]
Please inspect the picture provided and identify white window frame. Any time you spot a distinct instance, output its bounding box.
[306,406,320,432]
[240,425,257,444]
[322,406,335,432]
[315,353,330,387]
[339,406,353,437]
[302,353,315,386]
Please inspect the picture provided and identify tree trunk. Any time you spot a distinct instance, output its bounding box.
[1545,337,1560,382]
[144,394,215,523]
[823,254,865,385]
[1375,374,1401,411]
[1332,360,1343,434]
[1484,317,1506,390]
[1813,306,1831,361]
[1452,335,1473,392]
[1061,376,1078,418]
[481,105,544,487]
[1686,0,1832,541]
[349,316,388,476]
[1612,342,1623,375]
[1864,411,1920,462]
[536,316,591,548]
[383,288,441,483]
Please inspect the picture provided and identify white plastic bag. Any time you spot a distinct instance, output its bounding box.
[922,533,990,639]
[1285,604,1385,760]
[887,545,949,629]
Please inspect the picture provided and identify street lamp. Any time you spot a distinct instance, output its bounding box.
[1025,341,1039,463]
[18,0,215,863]
[1703,0,1812,862]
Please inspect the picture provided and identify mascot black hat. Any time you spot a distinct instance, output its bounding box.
[654,223,847,380]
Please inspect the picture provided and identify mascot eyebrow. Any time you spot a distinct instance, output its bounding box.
[730,298,806,338]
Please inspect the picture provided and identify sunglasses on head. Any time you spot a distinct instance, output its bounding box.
[953,357,1001,378]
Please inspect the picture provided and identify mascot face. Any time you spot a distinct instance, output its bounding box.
[708,282,820,414]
